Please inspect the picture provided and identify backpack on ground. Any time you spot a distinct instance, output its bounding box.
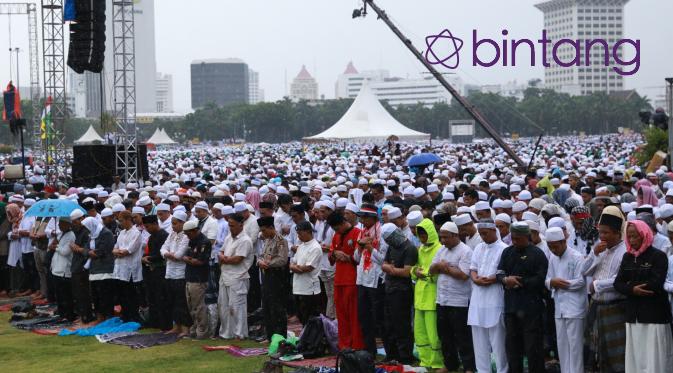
[296,316,328,358]
[336,349,374,373]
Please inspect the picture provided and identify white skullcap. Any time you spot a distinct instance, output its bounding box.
[475,201,490,211]
[234,202,247,213]
[548,217,566,229]
[478,191,488,201]
[440,221,459,234]
[195,201,209,210]
[168,195,180,202]
[528,198,546,211]
[387,207,402,220]
[510,184,522,193]
[323,201,335,211]
[138,196,152,206]
[336,198,349,208]
[101,208,113,218]
[112,203,126,213]
[98,191,109,198]
[173,205,186,213]
[454,213,472,226]
[495,213,511,224]
[70,209,84,220]
[407,211,423,227]
[545,227,565,242]
[427,184,439,193]
[492,199,503,209]
[381,223,398,239]
[413,187,426,198]
[526,220,540,232]
[518,190,532,201]
[522,211,539,222]
[512,201,527,213]
[172,211,188,222]
[620,203,633,214]
[183,220,199,231]
[500,200,513,209]
[345,203,359,214]
[222,205,235,215]
[442,192,455,201]
[24,198,36,207]
[132,206,145,215]
[156,203,170,212]
[659,204,673,219]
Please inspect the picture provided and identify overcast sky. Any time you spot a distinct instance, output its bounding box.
[1,0,671,114]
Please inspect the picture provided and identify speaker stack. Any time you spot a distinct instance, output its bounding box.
[72,144,149,187]
[67,0,106,74]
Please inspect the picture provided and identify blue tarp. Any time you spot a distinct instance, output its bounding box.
[58,317,141,337]
[64,0,76,22]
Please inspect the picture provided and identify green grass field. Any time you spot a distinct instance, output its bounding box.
[0,313,270,373]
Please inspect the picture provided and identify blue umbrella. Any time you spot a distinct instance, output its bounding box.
[24,199,86,218]
[405,153,443,167]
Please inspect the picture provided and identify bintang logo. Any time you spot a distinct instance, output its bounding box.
[424,28,640,76]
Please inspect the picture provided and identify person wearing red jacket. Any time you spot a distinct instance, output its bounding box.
[327,212,365,351]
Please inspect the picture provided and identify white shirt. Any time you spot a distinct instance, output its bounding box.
[212,217,229,261]
[353,226,386,289]
[19,216,36,254]
[243,215,260,246]
[465,232,483,250]
[274,209,293,242]
[161,230,189,279]
[50,231,75,278]
[546,248,587,319]
[653,233,673,256]
[159,215,173,233]
[581,240,627,302]
[219,231,254,286]
[433,241,472,307]
[292,238,322,295]
[199,215,219,241]
[113,225,143,282]
[535,239,552,260]
[315,219,335,273]
[468,239,507,328]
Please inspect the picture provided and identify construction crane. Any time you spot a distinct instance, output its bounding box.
[354,0,546,170]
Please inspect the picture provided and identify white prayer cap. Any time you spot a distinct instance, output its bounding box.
[97,191,109,198]
[70,209,84,220]
[336,185,348,193]
[403,186,415,196]
[495,213,511,224]
[156,203,170,212]
[492,199,503,209]
[620,202,633,213]
[233,202,247,213]
[195,201,209,210]
[234,193,245,201]
[112,203,126,213]
[407,211,423,227]
[528,198,546,211]
[345,203,359,214]
[222,205,235,215]
[659,204,673,219]
[545,227,565,242]
[334,198,348,208]
[191,192,202,199]
[24,198,36,207]
[442,192,454,201]
[518,190,532,201]
[427,184,439,193]
[173,205,186,213]
[475,201,490,211]
[183,220,199,231]
[512,201,527,213]
[381,223,398,239]
[168,195,180,202]
[548,217,566,229]
[454,213,472,226]
[101,208,113,218]
[477,191,488,201]
[510,184,522,193]
[323,201,335,211]
[440,221,459,234]
[172,211,188,222]
[132,206,145,215]
[522,211,539,222]
[138,196,152,206]
[500,200,513,209]
[83,197,96,204]
[627,211,636,221]
[386,180,396,187]
[526,220,540,232]
[388,207,402,220]
[413,187,426,198]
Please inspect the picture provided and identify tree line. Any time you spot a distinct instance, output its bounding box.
[0,87,652,149]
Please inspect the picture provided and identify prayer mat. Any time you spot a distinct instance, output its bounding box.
[202,345,268,357]
[106,332,181,349]
[11,316,64,330]
[280,355,337,369]
[95,331,139,343]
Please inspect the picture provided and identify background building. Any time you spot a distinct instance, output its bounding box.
[248,69,264,104]
[335,62,463,107]
[67,69,87,118]
[155,72,173,112]
[535,0,629,96]
[190,58,249,109]
[290,65,319,101]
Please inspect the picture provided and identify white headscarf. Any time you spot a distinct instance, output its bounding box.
[82,216,103,243]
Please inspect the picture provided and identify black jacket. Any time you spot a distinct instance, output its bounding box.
[614,247,671,324]
[89,227,115,275]
[71,226,90,273]
[496,244,549,316]
[145,229,169,269]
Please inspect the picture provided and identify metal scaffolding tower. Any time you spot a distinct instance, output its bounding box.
[41,0,67,183]
[112,0,139,183]
[0,2,41,166]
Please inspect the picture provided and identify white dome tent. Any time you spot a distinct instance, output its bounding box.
[145,128,176,145]
[303,80,430,143]
[74,125,105,144]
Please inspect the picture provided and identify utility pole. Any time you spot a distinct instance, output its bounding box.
[666,78,673,166]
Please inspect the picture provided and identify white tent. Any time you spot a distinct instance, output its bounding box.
[145,128,176,145]
[74,125,105,144]
[303,81,430,143]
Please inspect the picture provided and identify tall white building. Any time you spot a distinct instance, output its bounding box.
[290,65,319,101]
[335,62,462,107]
[155,73,173,113]
[67,69,87,118]
[535,0,628,95]
[103,0,157,113]
[248,69,264,104]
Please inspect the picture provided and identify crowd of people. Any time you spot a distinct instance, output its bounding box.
[1,134,673,373]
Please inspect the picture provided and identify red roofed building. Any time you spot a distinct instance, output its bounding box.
[290,65,319,101]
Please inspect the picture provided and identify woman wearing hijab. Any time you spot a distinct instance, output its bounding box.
[570,206,599,255]
[245,188,261,215]
[84,217,116,321]
[637,185,659,207]
[615,220,673,372]
[6,203,29,296]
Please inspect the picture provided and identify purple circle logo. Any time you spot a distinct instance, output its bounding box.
[424,29,464,69]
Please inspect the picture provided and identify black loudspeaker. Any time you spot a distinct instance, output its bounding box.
[67,0,106,73]
[72,144,149,187]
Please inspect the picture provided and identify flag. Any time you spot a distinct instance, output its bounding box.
[2,82,22,121]
[40,96,53,140]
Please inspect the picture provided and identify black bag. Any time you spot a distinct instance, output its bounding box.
[258,360,283,373]
[296,317,327,358]
[336,349,374,373]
